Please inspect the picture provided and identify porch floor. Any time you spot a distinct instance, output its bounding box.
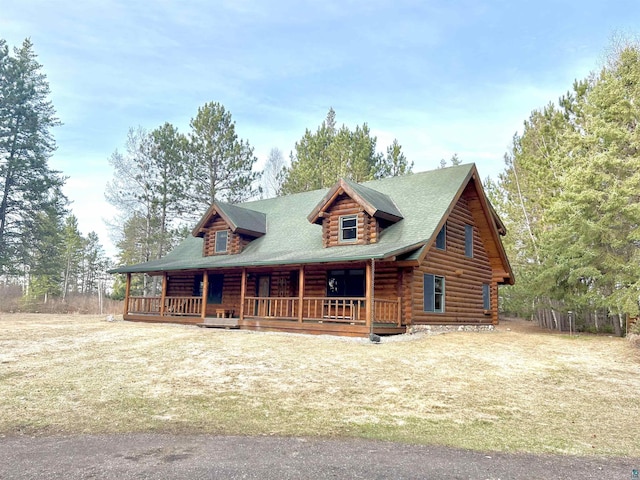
[123,314,405,337]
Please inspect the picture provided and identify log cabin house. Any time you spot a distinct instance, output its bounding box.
[110,163,514,337]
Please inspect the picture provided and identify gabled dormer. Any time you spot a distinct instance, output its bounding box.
[192,201,266,256]
[308,178,403,247]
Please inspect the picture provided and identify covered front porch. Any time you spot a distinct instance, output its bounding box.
[122,262,407,337]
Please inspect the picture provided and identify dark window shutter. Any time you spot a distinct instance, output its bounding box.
[483,284,490,310]
[464,224,473,257]
[423,274,434,312]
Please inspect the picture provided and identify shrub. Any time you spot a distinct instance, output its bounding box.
[0,290,123,315]
[0,285,23,312]
[599,324,615,334]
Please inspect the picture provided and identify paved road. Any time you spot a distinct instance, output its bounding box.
[0,434,637,479]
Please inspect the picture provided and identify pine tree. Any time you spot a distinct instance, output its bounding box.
[186,102,261,212]
[495,41,640,330]
[0,38,65,278]
[149,122,189,257]
[280,109,409,195]
[61,215,84,300]
[377,139,413,178]
[24,198,65,302]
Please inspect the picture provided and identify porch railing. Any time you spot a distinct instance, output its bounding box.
[244,296,299,319]
[164,296,202,316]
[128,296,202,317]
[129,296,161,314]
[128,295,401,325]
[243,296,401,325]
[374,297,403,326]
[304,297,365,324]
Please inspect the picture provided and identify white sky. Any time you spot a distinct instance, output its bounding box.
[2,0,638,257]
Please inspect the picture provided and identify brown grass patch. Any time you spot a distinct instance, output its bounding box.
[1,314,639,457]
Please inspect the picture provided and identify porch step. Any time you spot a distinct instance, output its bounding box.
[198,317,240,329]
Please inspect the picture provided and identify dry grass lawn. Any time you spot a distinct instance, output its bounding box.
[1,314,639,457]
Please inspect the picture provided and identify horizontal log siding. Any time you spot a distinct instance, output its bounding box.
[412,195,493,325]
[372,263,398,300]
[322,194,369,247]
[303,265,331,297]
[166,273,196,296]
[202,216,251,256]
[244,268,300,298]
[368,215,380,244]
[465,182,507,284]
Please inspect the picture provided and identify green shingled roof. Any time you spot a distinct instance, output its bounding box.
[308,177,404,224]
[341,178,404,221]
[192,200,266,237]
[110,164,476,274]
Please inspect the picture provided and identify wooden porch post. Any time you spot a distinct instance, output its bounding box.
[298,265,305,323]
[160,273,168,317]
[365,260,373,328]
[124,273,131,317]
[240,268,246,321]
[201,272,208,319]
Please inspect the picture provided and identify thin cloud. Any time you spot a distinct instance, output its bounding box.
[1,0,636,257]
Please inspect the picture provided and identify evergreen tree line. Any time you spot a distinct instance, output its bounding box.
[0,38,111,310]
[107,106,413,297]
[488,41,640,335]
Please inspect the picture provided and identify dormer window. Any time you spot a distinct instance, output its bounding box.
[193,201,266,256]
[339,215,358,243]
[215,230,228,253]
[308,178,403,248]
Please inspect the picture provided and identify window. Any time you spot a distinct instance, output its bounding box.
[339,215,358,243]
[423,274,445,313]
[215,230,228,253]
[464,224,473,258]
[435,224,446,250]
[327,269,365,297]
[483,284,490,310]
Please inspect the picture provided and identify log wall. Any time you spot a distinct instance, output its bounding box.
[411,194,495,325]
[166,273,196,296]
[321,194,381,247]
[201,216,252,256]
[244,268,301,298]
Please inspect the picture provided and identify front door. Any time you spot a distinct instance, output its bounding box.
[207,274,224,304]
[256,275,271,316]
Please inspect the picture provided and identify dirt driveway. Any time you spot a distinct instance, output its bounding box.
[0,434,637,480]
